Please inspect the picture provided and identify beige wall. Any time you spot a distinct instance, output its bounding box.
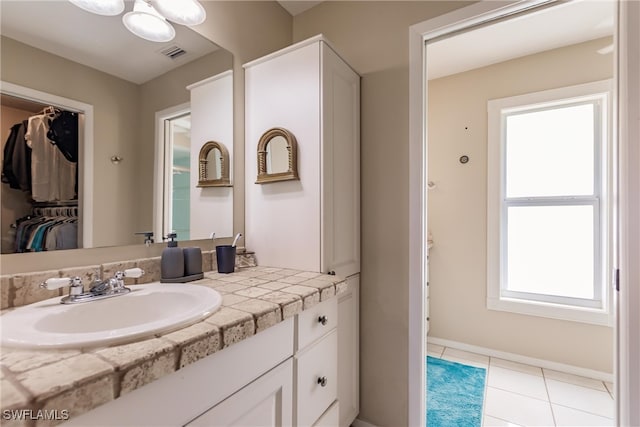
[292,2,472,425]
[428,38,615,373]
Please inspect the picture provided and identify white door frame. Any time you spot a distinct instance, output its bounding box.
[408,1,640,425]
[615,0,640,425]
[153,102,190,242]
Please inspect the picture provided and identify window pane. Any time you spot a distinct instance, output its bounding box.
[505,103,595,197]
[506,205,594,299]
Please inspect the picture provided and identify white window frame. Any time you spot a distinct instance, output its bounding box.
[487,80,613,326]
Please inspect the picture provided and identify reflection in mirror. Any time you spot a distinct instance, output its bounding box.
[256,128,299,184]
[207,148,223,180]
[266,136,290,174]
[0,0,233,257]
[197,141,230,187]
[168,113,191,242]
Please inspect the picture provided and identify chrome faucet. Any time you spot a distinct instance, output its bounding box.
[40,268,145,304]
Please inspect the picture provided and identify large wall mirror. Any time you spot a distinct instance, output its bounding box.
[0,0,234,256]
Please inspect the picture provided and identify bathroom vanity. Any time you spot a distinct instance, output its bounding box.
[0,266,359,427]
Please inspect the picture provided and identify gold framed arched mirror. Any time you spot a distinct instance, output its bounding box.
[197,141,231,187]
[256,127,299,184]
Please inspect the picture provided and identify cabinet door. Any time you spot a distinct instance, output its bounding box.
[313,401,339,427]
[338,275,359,427]
[321,42,360,278]
[186,359,293,427]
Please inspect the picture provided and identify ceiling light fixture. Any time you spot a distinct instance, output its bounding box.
[69,0,124,16]
[151,0,206,26]
[68,0,206,43]
[123,0,175,43]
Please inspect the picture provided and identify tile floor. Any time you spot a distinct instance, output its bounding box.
[427,344,615,426]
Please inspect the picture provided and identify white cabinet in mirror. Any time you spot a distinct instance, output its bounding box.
[0,0,234,256]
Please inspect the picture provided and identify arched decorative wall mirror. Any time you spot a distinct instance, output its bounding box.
[197,141,231,187]
[256,127,299,184]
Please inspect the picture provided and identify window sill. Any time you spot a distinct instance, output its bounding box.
[487,296,613,327]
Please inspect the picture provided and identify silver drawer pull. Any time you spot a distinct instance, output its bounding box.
[318,315,328,326]
[317,376,327,387]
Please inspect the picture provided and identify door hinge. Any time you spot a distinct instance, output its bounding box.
[614,268,620,292]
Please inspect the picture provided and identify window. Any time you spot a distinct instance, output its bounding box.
[487,81,612,325]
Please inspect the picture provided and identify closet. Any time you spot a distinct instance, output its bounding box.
[1,94,81,253]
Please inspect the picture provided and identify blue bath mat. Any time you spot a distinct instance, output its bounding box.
[427,356,486,427]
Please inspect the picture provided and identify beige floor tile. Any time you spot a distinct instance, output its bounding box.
[442,348,489,369]
[543,368,608,392]
[484,387,554,426]
[552,403,614,426]
[490,358,543,377]
[488,366,548,401]
[546,378,614,419]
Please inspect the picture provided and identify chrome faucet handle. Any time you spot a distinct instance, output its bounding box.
[111,268,144,290]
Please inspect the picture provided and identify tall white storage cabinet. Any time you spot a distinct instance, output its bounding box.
[244,35,360,278]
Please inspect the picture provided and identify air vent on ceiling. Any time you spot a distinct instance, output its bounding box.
[160,45,187,60]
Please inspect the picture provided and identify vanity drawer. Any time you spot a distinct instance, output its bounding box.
[295,329,337,427]
[296,297,337,350]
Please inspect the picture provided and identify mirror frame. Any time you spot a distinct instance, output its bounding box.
[256,127,299,184]
[197,140,231,187]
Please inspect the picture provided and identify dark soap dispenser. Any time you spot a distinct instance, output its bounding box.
[161,232,184,282]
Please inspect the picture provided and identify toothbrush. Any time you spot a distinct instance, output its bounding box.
[231,233,242,248]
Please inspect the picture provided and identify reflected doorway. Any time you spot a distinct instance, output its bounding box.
[154,103,191,243]
[165,114,191,241]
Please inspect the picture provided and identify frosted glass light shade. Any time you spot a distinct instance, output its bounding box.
[69,0,124,16]
[123,0,175,43]
[151,0,206,26]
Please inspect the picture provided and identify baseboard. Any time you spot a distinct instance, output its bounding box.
[352,418,380,427]
[427,336,614,382]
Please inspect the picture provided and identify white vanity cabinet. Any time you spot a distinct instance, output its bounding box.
[244,35,360,278]
[63,295,348,427]
[65,318,296,427]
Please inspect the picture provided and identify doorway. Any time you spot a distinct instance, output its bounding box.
[153,103,191,243]
[408,1,639,425]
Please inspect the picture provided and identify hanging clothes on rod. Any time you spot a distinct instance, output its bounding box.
[26,107,77,202]
[1,119,31,191]
[12,204,78,252]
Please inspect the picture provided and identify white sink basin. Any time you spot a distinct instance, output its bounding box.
[0,283,222,349]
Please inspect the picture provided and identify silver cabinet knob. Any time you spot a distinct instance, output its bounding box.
[317,376,327,387]
[318,315,328,326]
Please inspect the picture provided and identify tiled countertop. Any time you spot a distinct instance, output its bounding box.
[0,266,348,427]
